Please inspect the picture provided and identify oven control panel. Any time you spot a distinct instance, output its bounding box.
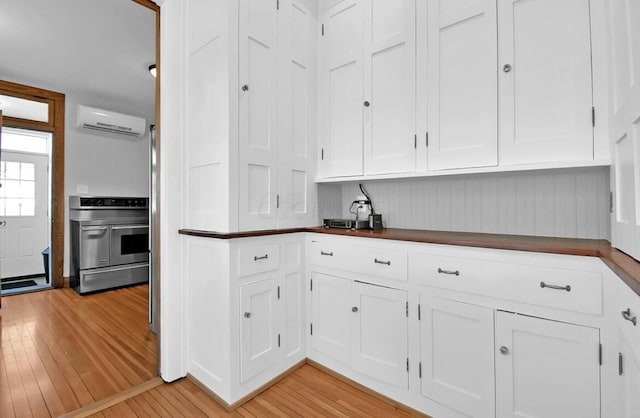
[70,196,148,209]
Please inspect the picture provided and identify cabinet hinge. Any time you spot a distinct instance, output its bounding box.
[321,24,324,37]
[406,358,409,372]
[610,191,614,214]
[599,343,602,365]
[321,148,324,160]
[419,362,422,378]
[277,285,280,300]
[310,279,313,292]
[619,352,624,375]
[310,323,313,335]
[425,132,429,147]
[278,333,281,347]
[592,107,596,127]
[418,304,421,321]
[276,194,280,209]
[414,134,417,149]
[406,301,409,317]
[276,0,279,10]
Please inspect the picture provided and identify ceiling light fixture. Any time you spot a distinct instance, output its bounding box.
[148,64,157,78]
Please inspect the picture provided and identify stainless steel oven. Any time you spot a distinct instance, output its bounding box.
[70,196,149,294]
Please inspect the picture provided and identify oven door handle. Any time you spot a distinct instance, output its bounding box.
[111,225,149,230]
[81,226,109,231]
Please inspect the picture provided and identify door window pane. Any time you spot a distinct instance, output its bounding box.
[0,94,49,123]
[5,161,20,179]
[0,162,37,216]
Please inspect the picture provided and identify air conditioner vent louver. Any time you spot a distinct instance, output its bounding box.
[76,105,146,138]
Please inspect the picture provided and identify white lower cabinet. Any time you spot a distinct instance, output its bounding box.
[420,295,495,418]
[495,312,600,418]
[616,281,640,418]
[239,277,279,383]
[310,272,409,388]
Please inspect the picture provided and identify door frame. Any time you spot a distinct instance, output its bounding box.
[0,80,65,287]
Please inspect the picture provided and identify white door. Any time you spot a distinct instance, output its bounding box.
[0,151,49,279]
[495,312,600,418]
[425,0,498,170]
[352,282,408,388]
[363,0,416,175]
[240,278,279,383]
[318,0,364,177]
[619,326,640,418]
[420,295,495,418]
[282,271,303,359]
[277,0,317,227]
[499,0,594,165]
[238,0,279,231]
[310,272,351,364]
[608,0,640,261]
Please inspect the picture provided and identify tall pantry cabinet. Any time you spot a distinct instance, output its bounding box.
[186,0,317,233]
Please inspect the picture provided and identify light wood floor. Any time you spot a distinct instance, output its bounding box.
[1,285,420,417]
[0,285,157,417]
[90,365,417,417]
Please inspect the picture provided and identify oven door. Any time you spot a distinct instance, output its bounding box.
[110,225,149,266]
[80,225,110,269]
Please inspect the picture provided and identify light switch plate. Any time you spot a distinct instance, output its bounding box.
[76,184,89,194]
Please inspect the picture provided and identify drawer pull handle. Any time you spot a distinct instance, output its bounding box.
[540,282,571,292]
[374,258,391,266]
[437,268,459,276]
[254,254,268,261]
[244,312,251,318]
[622,308,637,326]
[320,251,333,257]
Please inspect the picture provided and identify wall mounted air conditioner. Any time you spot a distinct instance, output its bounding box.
[76,105,146,138]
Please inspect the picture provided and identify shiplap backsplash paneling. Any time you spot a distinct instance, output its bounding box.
[318,167,610,240]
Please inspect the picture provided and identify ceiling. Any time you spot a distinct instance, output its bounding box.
[0,0,156,114]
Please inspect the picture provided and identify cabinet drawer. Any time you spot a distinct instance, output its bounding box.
[237,243,280,277]
[310,240,407,282]
[412,253,602,315]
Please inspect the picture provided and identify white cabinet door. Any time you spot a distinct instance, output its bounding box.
[363,0,416,175]
[311,272,351,364]
[351,282,408,388]
[495,312,600,418]
[240,278,279,383]
[318,0,364,177]
[619,328,640,418]
[239,0,279,230]
[499,0,594,165]
[420,295,495,418]
[425,0,497,170]
[277,0,317,227]
[608,0,640,261]
[282,271,303,360]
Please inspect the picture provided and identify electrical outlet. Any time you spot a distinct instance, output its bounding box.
[76,184,89,194]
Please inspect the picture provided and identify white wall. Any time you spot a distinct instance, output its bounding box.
[63,93,154,276]
[320,166,611,240]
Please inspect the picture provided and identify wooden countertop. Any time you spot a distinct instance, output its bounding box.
[179,226,640,296]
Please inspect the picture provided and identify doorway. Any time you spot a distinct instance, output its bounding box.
[0,127,52,294]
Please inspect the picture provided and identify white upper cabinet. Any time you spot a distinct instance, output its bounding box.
[424,0,498,170]
[498,0,594,165]
[319,0,364,178]
[363,0,416,175]
[608,0,640,261]
[239,0,279,230]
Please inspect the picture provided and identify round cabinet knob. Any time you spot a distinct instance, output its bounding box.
[499,346,509,355]
[363,101,370,107]
[244,312,251,318]
[241,84,249,91]
[503,64,512,73]
[352,306,359,313]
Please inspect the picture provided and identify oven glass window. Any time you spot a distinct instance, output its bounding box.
[121,233,149,255]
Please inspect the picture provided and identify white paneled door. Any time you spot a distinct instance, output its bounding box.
[239,0,279,230]
[420,295,495,418]
[363,0,416,175]
[319,0,364,177]
[310,272,351,364]
[499,0,594,165]
[425,0,498,170]
[495,312,600,418]
[0,151,49,279]
[608,0,640,261]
